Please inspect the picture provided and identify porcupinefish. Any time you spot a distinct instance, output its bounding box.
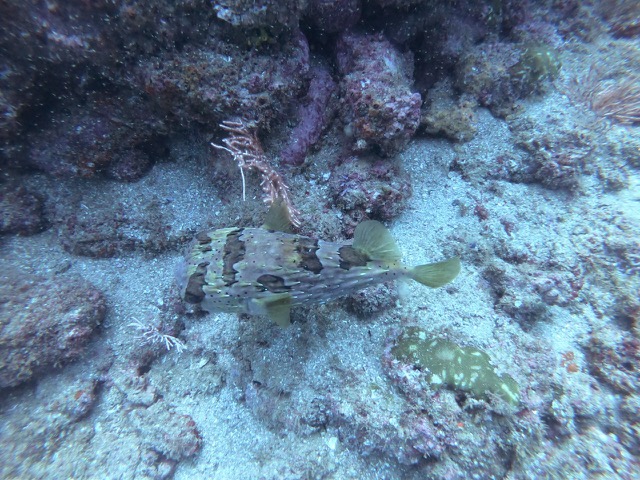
[178,202,460,326]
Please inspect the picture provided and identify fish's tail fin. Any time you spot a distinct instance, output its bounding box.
[409,257,460,288]
[351,220,460,286]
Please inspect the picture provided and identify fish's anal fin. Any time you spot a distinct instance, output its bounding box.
[352,220,402,263]
[262,198,293,233]
[256,293,292,327]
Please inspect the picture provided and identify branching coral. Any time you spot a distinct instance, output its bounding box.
[212,120,302,227]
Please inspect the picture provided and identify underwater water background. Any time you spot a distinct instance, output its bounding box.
[1,1,639,478]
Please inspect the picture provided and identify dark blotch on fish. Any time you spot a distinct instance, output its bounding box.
[257,274,291,293]
[222,228,245,286]
[184,261,210,303]
[296,237,323,274]
[338,245,369,270]
[197,232,212,244]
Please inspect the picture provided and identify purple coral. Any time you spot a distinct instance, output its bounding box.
[336,32,422,155]
[280,65,337,166]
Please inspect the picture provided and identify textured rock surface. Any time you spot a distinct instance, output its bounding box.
[336,32,422,155]
[0,184,46,235]
[0,271,106,388]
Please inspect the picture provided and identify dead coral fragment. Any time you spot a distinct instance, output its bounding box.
[212,120,301,227]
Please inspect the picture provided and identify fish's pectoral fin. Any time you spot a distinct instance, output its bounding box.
[255,293,292,327]
[352,220,402,262]
[409,257,461,288]
[262,198,293,233]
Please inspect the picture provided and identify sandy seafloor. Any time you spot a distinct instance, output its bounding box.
[1,31,640,480]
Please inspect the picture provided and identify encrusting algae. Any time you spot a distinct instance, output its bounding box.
[391,327,520,406]
[178,201,460,326]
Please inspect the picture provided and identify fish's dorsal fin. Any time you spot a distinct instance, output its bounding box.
[262,198,293,233]
[256,293,292,327]
[352,220,402,262]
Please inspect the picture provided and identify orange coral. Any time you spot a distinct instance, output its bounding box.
[560,351,579,373]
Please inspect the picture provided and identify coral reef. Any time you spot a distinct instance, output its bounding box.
[55,197,179,258]
[328,385,450,466]
[509,114,593,191]
[329,155,412,230]
[588,332,639,395]
[456,41,560,117]
[0,0,639,478]
[139,28,311,129]
[599,0,640,38]
[510,44,562,96]
[0,375,104,478]
[483,257,584,327]
[0,0,211,169]
[420,85,478,143]
[336,32,422,155]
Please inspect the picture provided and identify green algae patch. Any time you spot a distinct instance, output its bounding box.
[510,44,561,94]
[391,327,520,406]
